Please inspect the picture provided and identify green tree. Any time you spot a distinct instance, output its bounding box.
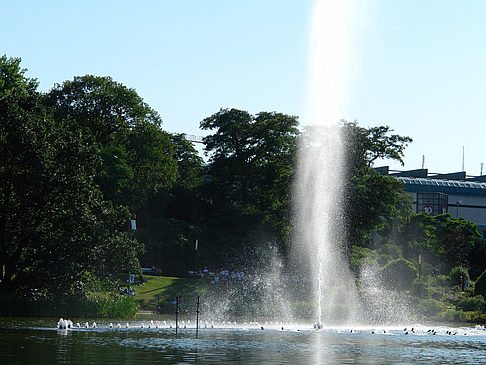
[474,269,486,297]
[44,75,161,145]
[344,121,413,245]
[0,55,47,291]
[0,56,142,295]
[200,108,299,244]
[96,144,134,205]
[251,112,299,243]
[166,133,204,223]
[346,170,412,246]
[381,258,418,291]
[298,122,413,246]
[201,108,254,206]
[170,133,204,190]
[398,213,481,272]
[44,75,177,209]
[343,121,412,175]
[124,121,177,207]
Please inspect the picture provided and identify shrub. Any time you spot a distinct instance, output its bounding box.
[435,309,466,322]
[350,246,378,274]
[381,258,418,291]
[450,266,470,288]
[464,311,486,324]
[93,295,138,318]
[430,274,450,287]
[377,244,402,259]
[456,296,486,312]
[419,298,447,317]
[0,293,138,318]
[411,280,430,299]
[474,269,486,298]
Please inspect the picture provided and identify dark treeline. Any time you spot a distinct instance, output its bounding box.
[1,56,486,315]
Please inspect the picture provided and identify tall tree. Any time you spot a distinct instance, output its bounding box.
[44,75,161,144]
[399,213,481,271]
[44,75,177,209]
[201,108,254,206]
[0,56,142,295]
[165,133,204,223]
[342,121,413,246]
[343,121,412,176]
[200,108,299,246]
[251,112,299,242]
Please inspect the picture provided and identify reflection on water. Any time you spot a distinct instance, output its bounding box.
[1,318,486,364]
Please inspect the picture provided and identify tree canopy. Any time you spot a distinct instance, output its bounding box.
[1,55,484,304]
[0,56,142,295]
[200,108,299,245]
[44,75,178,209]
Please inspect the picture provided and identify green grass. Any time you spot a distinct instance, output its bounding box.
[128,275,207,313]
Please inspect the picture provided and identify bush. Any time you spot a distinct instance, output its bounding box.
[430,274,450,287]
[464,311,486,324]
[411,280,430,299]
[450,266,470,288]
[456,296,486,312]
[0,293,138,318]
[350,246,378,274]
[92,295,138,318]
[419,298,447,317]
[381,258,418,291]
[435,309,466,322]
[475,269,486,298]
[377,244,402,259]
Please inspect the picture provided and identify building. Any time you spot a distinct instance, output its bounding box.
[375,167,486,239]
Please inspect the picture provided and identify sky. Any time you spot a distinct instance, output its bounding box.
[2,0,485,175]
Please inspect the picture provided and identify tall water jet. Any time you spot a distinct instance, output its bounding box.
[293,0,360,325]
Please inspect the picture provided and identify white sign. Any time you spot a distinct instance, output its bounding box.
[423,205,433,215]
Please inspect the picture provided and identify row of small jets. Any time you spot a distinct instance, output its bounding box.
[57,318,212,330]
[57,318,485,335]
[57,318,290,330]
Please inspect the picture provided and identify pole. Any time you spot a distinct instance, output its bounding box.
[196,296,200,338]
[418,254,422,282]
[462,146,465,171]
[175,296,179,337]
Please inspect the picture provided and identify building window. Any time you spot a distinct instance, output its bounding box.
[417,192,448,215]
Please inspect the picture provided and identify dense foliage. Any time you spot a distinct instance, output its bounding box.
[1,55,485,321]
[0,57,142,297]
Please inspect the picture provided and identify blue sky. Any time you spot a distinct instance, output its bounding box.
[2,0,485,175]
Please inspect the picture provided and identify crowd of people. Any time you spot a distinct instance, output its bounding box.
[188,268,253,285]
[188,268,302,286]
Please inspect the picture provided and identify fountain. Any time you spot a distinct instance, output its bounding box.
[3,2,486,363]
[292,0,361,326]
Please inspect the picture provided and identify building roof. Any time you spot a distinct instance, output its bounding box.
[374,167,486,197]
[395,177,486,196]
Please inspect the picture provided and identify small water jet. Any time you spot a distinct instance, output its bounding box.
[57,318,73,330]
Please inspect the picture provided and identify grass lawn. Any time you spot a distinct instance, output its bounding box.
[127,275,208,313]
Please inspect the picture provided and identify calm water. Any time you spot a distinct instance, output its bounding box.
[1,318,485,364]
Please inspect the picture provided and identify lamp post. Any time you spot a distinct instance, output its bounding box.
[418,253,422,283]
[128,214,137,294]
[456,200,463,218]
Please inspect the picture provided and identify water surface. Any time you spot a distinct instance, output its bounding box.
[1,318,485,364]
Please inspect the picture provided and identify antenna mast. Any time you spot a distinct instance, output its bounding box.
[462,146,465,171]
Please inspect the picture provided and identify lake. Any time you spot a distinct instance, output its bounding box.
[1,318,485,364]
